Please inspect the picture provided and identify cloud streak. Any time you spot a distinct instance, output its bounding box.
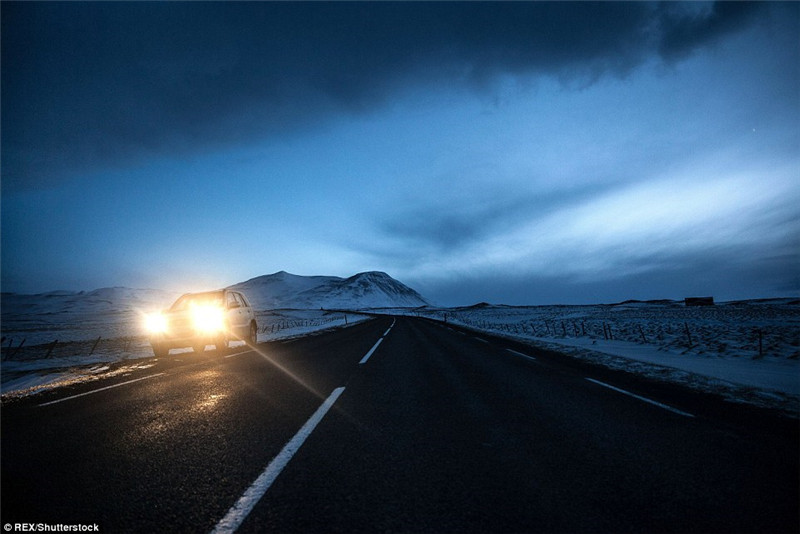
[2,2,768,191]
[375,159,799,286]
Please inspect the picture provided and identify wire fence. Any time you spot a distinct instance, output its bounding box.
[0,311,358,362]
[421,306,800,360]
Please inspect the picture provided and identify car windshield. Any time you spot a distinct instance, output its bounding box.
[169,291,224,312]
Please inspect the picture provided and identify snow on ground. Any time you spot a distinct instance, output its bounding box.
[3,294,798,415]
[0,274,413,399]
[254,309,370,341]
[1,360,161,400]
[0,287,179,346]
[0,309,370,399]
[408,300,799,414]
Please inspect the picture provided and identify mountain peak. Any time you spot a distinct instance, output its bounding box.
[346,271,390,281]
[230,271,429,310]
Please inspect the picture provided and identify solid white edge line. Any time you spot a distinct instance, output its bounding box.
[359,337,384,364]
[585,378,695,418]
[474,337,489,343]
[211,386,346,534]
[38,373,166,407]
[506,349,536,361]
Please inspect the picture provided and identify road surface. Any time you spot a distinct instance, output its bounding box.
[2,316,798,532]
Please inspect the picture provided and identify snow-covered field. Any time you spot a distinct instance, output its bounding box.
[0,272,412,399]
[408,300,799,414]
[0,306,369,398]
[3,286,798,415]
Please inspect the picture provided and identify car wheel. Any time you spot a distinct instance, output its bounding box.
[248,322,258,346]
[215,335,228,354]
[152,344,168,358]
[193,343,206,354]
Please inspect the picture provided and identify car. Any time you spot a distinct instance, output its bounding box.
[145,289,258,358]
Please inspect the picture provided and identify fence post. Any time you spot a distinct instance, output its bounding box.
[89,336,102,356]
[684,323,693,349]
[45,339,59,359]
[757,328,763,359]
[638,325,648,344]
[10,338,26,359]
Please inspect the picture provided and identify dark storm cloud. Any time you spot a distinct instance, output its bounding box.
[656,1,766,60]
[2,2,767,191]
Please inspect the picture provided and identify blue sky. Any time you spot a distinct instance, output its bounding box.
[2,2,798,305]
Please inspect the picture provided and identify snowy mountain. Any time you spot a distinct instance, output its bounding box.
[226,271,340,309]
[0,287,177,316]
[229,271,430,310]
[0,271,428,345]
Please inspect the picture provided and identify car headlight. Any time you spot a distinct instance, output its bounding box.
[145,312,168,334]
[191,304,225,333]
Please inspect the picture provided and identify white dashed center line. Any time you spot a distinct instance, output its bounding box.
[211,386,346,534]
[360,319,395,365]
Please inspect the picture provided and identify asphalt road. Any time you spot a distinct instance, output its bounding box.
[2,316,798,533]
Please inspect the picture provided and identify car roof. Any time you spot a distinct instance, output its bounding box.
[180,290,224,298]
